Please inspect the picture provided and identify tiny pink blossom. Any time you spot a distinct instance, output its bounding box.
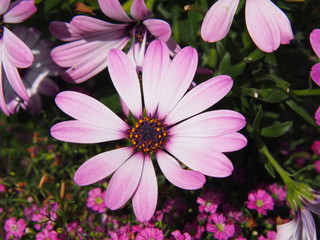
[311,140,320,156]
[267,183,286,206]
[315,107,320,126]
[0,177,5,192]
[207,213,235,240]
[136,228,164,240]
[171,230,192,240]
[86,187,106,213]
[35,229,58,240]
[196,190,223,214]
[4,217,27,240]
[314,160,320,173]
[246,189,274,215]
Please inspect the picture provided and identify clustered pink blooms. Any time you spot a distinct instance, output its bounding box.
[50,0,172,83]
[206,213,235,240]
[35,229,58,240]
[51,39,247,221]
[246,189,274,215]
[0,0,37,115]
[201,0,294,53]
[4,217,27,240]
[86,187,107,213]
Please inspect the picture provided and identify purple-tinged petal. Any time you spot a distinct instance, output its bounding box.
[0,65,11,116]
[310,63,320,87]
[25,93,41,115]
[132,155,158,222]
[300,209,317,240]
[142,40,170,117]
[170,110,246,137]
[36,77,59,96]
[55,91,128,131]
[74,147,133,186]
[3,27,33,68]
[143,19,171,42]
[105,153,144,210]
[275,218,300,240]
[157,46,198,119]
[310,29,320,58]
[49,21,82,41]
[166,139,233,177]
[245,0,281,52]
[98,0,132,23]
[315,107,320,126]
[3,0,36,24]
[50,120,126,144]
[0,0,10,15]
[201,0,239,42]
[165,75,233,125]
[12,25,40,49]
[166,39,181,56]
[130,0,152,21]
[156,150,205,190]
[107,49,143,119]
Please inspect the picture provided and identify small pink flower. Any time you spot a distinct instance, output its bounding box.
[314,160,320,173]
[4,217,27,240]
[246,189,274,215]
[310,29,320,87]
[0,178,5,192]
[59,222,84,240]
[196,190,223,214]
[267,183,286,206]
[86,187,106,213]
[207,213,235,240]
[311,140,320,156]
[315,107,320,126]
[36,229,58,240]
[136,228,164,240]
[171,230,192,240]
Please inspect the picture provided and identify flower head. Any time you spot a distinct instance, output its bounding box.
[4,217,27,240]
[86,187,106,213]
[136,228,164,240]
[246,189,274,215]
[206,213,235,240]
[35,229,58,240]
[50,0,171,83]
[51,40,247,221]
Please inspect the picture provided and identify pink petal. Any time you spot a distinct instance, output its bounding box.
[157,46,198,119]
[156,150,205,190]
[107,49,143,119]
[12,25,40,49]
[37,77,59,96]
[165,75,233,125]
[74,147,133,186]
[50,120,126,144]
[49,21,82,41]
[315,107,320,126]
[310,29,320,58]
[55,91,128,131]
[3,0,36,23]
[275,219,299,240]
[201,0,239,42]
[310,63,320,87]
[3,27,33,68]
[246,0,282,52]
[0,0,10,15]
[105,153,144,210]
[130,0,152,20]
[0,70,11,116]
[98,0,132,22]
[166,139,233,177]
[25,93,41,115]
[143,19,172,42]
[132,155,158,222]
[170,110,246,137]
[166,38,181,56]
[142,40,170,117]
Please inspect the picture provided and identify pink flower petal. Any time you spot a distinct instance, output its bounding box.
[130,0,152,21]
[156,150,206,190]
[143,19,172,42]
[170,110,246,137]
[201,0,239,42]
[0,72,11,116]
[74,147,133,186]
[310,63,320,87]
[37,77,59,96]
[3,27,33,68]
[107,49,143,119]
[157,46,198,119]
[3,0,36,23]
[49,21,81,41]
[98,0,132,22]
[246,0,284,52]
[142,40,170,117]
[315,107,320,126]
[105,153,144,210]
[50,120,126,144]
[0,0,10,15]
[165,75,233,125]
[25,94,41,115]
[166,139,233,177]
[132,155,158,222]
[55,91,128,131]
[310,29,320,58]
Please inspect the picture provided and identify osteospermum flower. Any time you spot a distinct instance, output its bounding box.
[206,213,235,240]
[246,189,274,215]
[86,187,106,213]
[5,25,60,115]
[50,0,171,83]
[0,0,37,115]
[51,40,247,221]
[4,217,27,240]
[201,0,294,53]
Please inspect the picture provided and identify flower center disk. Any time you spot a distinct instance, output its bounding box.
[128,117,168,154]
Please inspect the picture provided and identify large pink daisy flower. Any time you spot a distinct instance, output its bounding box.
[51,40,247,222]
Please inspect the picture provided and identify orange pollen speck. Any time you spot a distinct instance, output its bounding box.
[128,117,168,154]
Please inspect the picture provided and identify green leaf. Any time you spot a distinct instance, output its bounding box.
[100,94,122,114]
[286,100,317,126]
[221,62,246,77]
[261,121,293,137]
[244,48,266,62]
[256,88,289,103]
[44,0,63,12]
[253,105,263,134]
[264,161,276,178]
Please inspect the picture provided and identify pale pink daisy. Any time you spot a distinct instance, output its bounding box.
[50,0,171,83]
[207,213,235,240]
[4,217,27,240]
[136,228,164,240]
[201,0,293,53]
[86,187,106,213]
[246,189,274,215]
[51,40,247,221]
[0,0,37,115]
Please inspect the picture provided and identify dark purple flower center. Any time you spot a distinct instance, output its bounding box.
[132,23,154,44]
[128,117,168,154]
